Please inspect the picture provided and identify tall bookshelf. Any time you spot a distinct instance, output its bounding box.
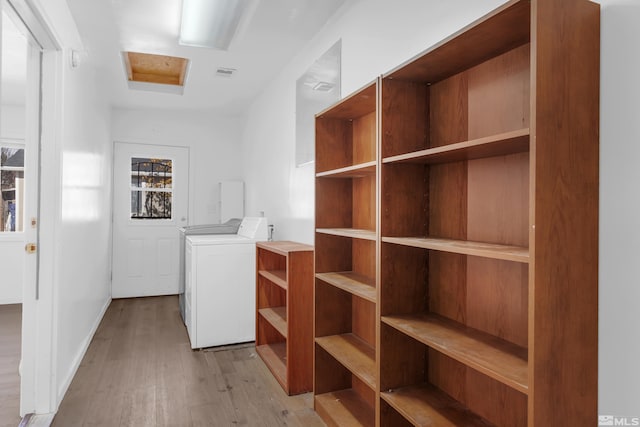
[314,0,599,426]
[314,81,378,426]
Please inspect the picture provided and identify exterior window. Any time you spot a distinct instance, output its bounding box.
[130,157,172,219]
[1,145,25,232]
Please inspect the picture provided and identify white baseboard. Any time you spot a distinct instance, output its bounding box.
[55,297,111,405]
[22,413,55,427]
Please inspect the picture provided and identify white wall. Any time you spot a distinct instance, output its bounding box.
[242,0,640,417]
[53,56,113,403]
[29,0,113,410]
[0,105,26,304]
[112,109,244,225]
[1,105,25,138]
[596,0,640,416]
[240,0,506,244]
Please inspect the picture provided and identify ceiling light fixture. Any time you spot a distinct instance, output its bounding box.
[179,0,257,50]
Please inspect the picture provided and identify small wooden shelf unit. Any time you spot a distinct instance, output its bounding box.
[256,241,314,395]
[314,0,599,426]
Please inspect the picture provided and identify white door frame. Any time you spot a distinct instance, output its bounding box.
[6,0,62,416]
[25,47,62,415]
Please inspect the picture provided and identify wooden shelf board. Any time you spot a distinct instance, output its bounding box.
[382,236,529,263]
[258,307,287,338]
[383,128,529,165]
[316,161,377,178]
[316,272,377,303]
[382,314,528,394]
[315,334,376,390]
[257,240,314,255]
[256,342,287,389]
[259,270,287,290]
[315,389,375,427]
[382,383,494,427]
[317,228,377,241]
[384,0,530,83]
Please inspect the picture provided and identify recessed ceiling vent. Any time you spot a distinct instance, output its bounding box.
[215,67,237,78]
[312,81,334,92]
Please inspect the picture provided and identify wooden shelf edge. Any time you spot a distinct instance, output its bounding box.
[256,343,287,390]
[315,389,375,427]
[258,307,287,338]
[382,236,529,263]
[316,161,377,178]
[381,384,493,427]
[315,334,376,391]
[316,79,377,119]
[382,314,528,394]
[382,128,529,165]
[316,272,377,303]
[316,228,377,241]
[257,240,314,255]
[259,270,288,290]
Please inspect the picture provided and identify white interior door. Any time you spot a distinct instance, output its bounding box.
[112,142,189,298]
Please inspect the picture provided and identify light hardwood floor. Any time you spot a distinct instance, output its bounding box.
[0,304,21,427]
[53,296,325,426]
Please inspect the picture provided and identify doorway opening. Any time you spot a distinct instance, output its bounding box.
[1,0,60,420]
[0,6,28,424]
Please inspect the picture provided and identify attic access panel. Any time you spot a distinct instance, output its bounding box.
[123,51,189,94]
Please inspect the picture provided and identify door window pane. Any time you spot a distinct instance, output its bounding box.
[130,157,172,219]
[1,146,25,232]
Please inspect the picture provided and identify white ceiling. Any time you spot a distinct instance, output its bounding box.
[63,0,348,113]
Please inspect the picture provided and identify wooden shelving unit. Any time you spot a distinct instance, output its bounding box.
[256,240,314,395]
[382,237,529,263]
[382,128,529,165]
[316,389,375,427]
[315,272,376,303]
[382,314,528,394]
[314,1,599,425]
[315,80,378,426]
[381,384,494,427]
[316,228,377,241]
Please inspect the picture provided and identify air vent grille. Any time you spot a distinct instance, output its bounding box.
[216,67,237,78]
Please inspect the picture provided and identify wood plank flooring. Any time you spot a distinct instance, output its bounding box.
[0,304,21,427]
[52,296,325,426]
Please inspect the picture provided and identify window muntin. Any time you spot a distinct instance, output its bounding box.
[130,157,173,219]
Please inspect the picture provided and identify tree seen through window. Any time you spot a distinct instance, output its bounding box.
[130,157,172,219]
[1,146,25,232]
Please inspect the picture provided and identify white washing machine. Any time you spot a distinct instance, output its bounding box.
[178,218,243,323]
[184,217,268,349]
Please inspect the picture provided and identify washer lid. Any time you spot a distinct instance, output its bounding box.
[179,218,242,235]
[186,234,252,245]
